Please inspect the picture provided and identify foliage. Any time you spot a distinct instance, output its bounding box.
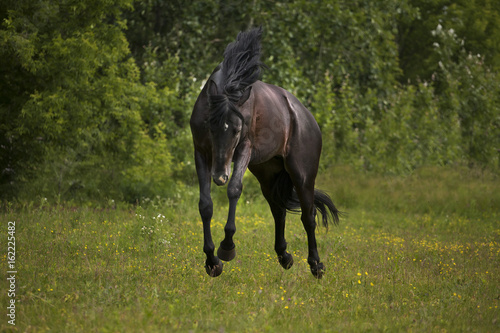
[0,0,183,201]
[1,0,499,202]
[432,24,500,167]
[399,0,500,81]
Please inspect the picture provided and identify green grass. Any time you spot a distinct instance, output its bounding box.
[1,166,499,332]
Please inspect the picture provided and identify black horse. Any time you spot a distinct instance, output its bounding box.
[190,27,340,279]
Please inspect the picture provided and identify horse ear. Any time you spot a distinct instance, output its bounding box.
[207,80,218,96]
[237,86,252,106]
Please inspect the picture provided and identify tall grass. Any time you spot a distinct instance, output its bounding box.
[1,166,499,332]
[321,165,499,216]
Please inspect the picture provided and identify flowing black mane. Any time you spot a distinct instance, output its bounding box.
[208,27,264,129]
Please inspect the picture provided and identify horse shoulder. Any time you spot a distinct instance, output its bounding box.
[190,83,212,154]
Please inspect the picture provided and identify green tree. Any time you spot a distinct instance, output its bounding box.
[1,0,498,202]
[398,0,500,82]
[0,0,174,201]
[432,24,500,167]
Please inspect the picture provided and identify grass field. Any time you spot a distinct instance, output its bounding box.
[1,166,499,332]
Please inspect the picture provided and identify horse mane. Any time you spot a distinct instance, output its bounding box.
[208,27,264,129]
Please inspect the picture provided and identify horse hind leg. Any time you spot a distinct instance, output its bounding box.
[271,203,294,269]
[295,186,324,278]
[268,170,296,269]
[285,160,325,278]
[298,188,325,278]
[250,163,294,270]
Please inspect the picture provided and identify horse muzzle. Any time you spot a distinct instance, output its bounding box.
[213,174,229,186]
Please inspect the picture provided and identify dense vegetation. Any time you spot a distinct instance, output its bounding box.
[1,0,499,202]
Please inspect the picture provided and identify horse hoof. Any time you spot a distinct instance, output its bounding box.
[217,245,236,262]
[278,252,294,269]
[310,262,325,279]
[205,258,223,277]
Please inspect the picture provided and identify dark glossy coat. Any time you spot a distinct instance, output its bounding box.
[190,28,339,278]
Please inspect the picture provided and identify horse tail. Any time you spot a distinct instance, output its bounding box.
[313,189,341,228]
[270,170,341,229]
[208,27,264,128]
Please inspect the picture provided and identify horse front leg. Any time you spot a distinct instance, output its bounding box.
[195,150,223,277]
[217,142,251,262]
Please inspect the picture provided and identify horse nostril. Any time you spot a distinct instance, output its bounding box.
[213,174,228,186]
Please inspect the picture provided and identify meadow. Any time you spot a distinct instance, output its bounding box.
[1,166,499,332]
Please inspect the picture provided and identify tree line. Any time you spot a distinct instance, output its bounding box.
[1,0,499,202]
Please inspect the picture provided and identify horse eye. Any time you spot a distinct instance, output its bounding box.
[224,123,229,131]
